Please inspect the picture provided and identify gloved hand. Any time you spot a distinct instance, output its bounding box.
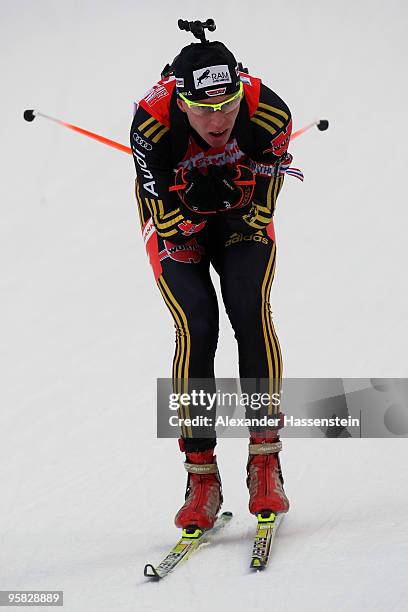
[170,164,256,216]
[171,167,216,215]
[207,165,256,213]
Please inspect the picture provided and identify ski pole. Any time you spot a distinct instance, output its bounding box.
[23,109,132,155]
[291,119,329,140]
[23,109,329,154]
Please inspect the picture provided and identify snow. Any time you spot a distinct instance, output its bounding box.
[1,0,408,610]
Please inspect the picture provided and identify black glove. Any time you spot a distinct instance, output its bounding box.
[171,167,216,215]
[170,164,256,216]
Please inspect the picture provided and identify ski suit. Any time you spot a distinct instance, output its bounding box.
[130,73,292,451]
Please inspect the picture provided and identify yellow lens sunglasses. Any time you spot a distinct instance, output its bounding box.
[178,81,243,115]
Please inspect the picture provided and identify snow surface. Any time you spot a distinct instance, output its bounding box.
[1,1,408,610]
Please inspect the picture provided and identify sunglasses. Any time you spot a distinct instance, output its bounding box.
[178,81,243,116]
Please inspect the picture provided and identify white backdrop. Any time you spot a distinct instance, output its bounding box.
[1,1,407,611]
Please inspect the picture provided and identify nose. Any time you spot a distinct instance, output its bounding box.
[209,111,228,128]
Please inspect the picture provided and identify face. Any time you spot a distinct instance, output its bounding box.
[177,93,241,148]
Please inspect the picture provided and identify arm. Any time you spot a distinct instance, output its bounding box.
[228,83,292,232]
[130,106,207,244]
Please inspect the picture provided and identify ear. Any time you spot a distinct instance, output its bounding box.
[176,98,187,113]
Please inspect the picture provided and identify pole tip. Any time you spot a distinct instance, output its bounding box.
[317,119,329,131]
[24,109,36,122]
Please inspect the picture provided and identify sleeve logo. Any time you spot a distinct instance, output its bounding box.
[132,133,153,150]
[144,84,169,107]
[177,219,207,236]
[263,119,293,156]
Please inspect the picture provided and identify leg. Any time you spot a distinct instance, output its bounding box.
[217,227,283,419]
[215,226,289,514]
[143,227,223,528]
[144,225,220,446]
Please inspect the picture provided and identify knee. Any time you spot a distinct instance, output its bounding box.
[187,314,219,346]
[225,293,263,333]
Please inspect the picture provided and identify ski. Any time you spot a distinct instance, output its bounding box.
[249,511,284,570]
[144,511,233,580]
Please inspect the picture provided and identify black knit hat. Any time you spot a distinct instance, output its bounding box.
[173,41,240,101]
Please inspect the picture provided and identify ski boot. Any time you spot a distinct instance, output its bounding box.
[247,432,289,515]
[175,443,222,530]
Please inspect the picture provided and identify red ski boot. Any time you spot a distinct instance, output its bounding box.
[247,433,289,515]
[175,447,222,530]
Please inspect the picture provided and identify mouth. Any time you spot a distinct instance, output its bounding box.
[209,129,228,139]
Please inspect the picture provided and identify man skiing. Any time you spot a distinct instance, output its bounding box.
[131,27,293,531]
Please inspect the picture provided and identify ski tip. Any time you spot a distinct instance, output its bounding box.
[250,558,266,571]
[144,563,161,580]
[221,511,233,518]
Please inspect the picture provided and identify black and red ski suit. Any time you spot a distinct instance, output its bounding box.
[130,73,293,451]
